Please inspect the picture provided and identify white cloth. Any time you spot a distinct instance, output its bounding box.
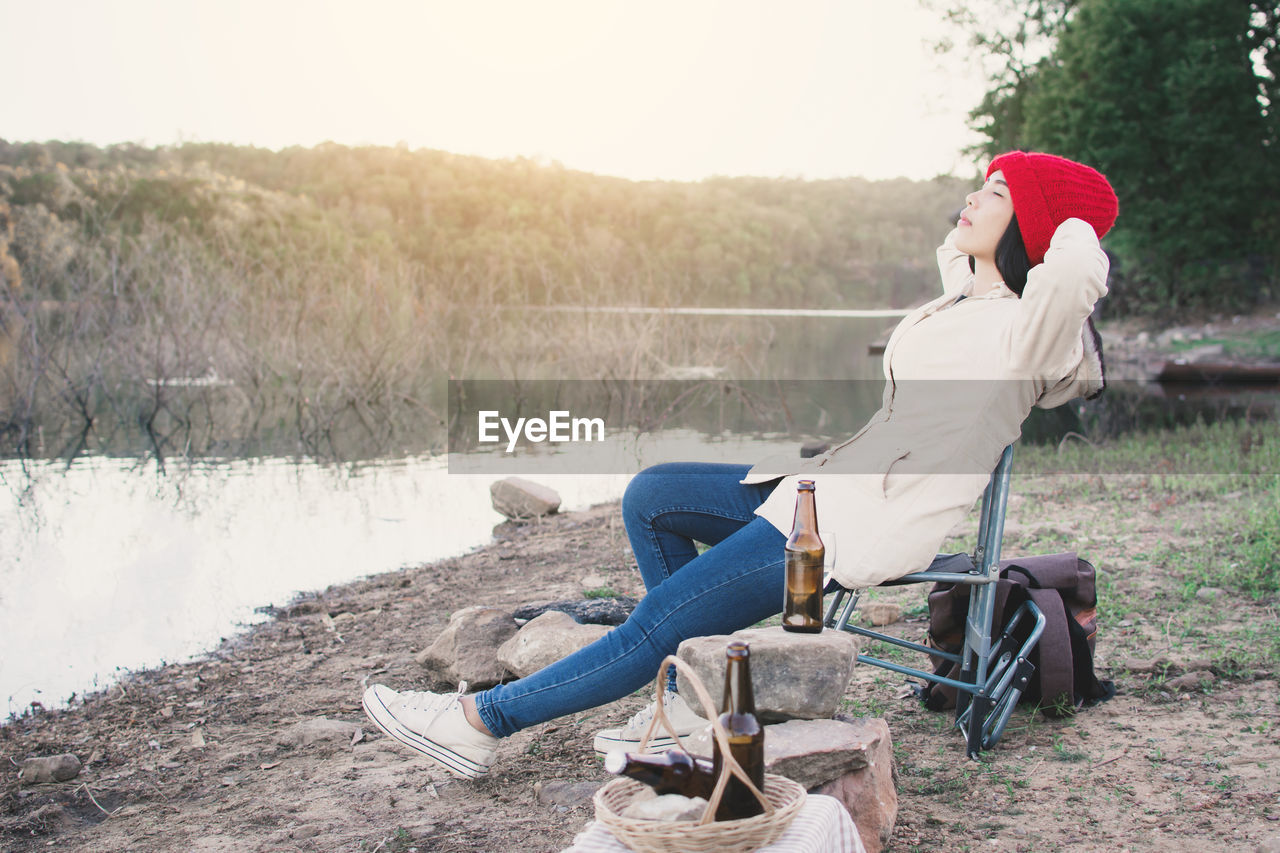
[562,793,866,853]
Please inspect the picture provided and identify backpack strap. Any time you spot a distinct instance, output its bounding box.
[1000,552,1080,590]
[1022,586,1075,711]
[1002,555,1086,714]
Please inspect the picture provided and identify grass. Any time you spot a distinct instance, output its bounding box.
[1017,418,1280,484]
[1168,328,1280,360]
[1141,479,1280,599]
[1013,420,1279,685]
[1050,735,1089,763]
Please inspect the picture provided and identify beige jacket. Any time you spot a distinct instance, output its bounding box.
[744,218,1109,588]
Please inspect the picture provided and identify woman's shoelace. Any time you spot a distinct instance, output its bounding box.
[401,681,469,715]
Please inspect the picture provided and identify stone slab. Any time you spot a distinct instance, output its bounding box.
[813,716,897,853]
[676,626,859,722]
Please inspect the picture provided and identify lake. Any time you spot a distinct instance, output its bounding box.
[2,308,1276,719]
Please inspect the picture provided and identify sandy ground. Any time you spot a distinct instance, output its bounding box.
[3,466,1279,852]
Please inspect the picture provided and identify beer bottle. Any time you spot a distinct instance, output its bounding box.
[783,479,825,633]
[603,748,718,799]
[712,641,766,821]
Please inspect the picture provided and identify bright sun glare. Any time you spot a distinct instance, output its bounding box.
[4,0,986,181]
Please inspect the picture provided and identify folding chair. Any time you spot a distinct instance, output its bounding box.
[824,444,1047,758]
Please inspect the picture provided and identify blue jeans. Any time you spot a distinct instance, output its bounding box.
[473,463,786,738]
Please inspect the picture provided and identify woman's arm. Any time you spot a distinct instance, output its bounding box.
[936,227,973,295]
[1007,218,1110,378]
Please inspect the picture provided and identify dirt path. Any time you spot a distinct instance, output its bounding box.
[3,476,1279,852]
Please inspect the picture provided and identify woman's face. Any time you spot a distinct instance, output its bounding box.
[955,170,1015,261]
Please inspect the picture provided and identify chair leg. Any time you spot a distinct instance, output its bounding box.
[954,658,974,725]
[964,696,990,759]
[980,657,1035,750]
[957,602,1045,756]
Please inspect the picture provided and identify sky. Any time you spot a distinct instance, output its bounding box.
[3,0,991,182]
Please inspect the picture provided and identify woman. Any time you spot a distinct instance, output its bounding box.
[362,151,1118,780]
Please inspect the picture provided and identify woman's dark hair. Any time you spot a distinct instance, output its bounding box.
[967,213,1033,296]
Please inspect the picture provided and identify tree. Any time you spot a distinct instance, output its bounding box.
[1021,0,1276,310]
[930,0,1279,312]
[922,0,1076,157]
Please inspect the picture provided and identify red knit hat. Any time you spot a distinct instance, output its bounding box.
[986,151,1119,266]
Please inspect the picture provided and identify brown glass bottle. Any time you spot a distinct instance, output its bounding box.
[783,479,825,633]
[603,748,718,799]
[712,641,766,821]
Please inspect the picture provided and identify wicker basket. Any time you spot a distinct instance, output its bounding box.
[592,655,806,853]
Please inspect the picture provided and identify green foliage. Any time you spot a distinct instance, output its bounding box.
[932,0,1280,314]
[0,141,969,311]
[1018,418,1279,596]
[0,140,982,458]
[1017,418,1280,482]
[1021,0,1276,312]
[1173,477,1280,598]
[9,172,65,208]
[923,0,1075,157]
[107,177,218,233]
[1167,329,1280,360]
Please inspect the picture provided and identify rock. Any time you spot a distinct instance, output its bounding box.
[534,779,602,808]
[1122,655,1173,674]
[512,597,638,626]
[676,626,859,722]
[490,477,561,520]
[497,611,610,678]
[416,606,519,689]
[861,603,902,627]
[682,717,880,790]
[17,803,74,833]
[1195,587,1224,601]
[765,718,880,788]
[580,572,608,591]
[800,440,831,458]
[1165,670,1215,692]
[813,717,898,853]
[18,754,82,785]
[277,717,363,748]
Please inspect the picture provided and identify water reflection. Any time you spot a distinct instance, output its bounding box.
[0,454,636,718]
[1,434,808,719]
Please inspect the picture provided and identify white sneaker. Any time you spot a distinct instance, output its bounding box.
[362,683,499,779]
[592,693,710,756]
